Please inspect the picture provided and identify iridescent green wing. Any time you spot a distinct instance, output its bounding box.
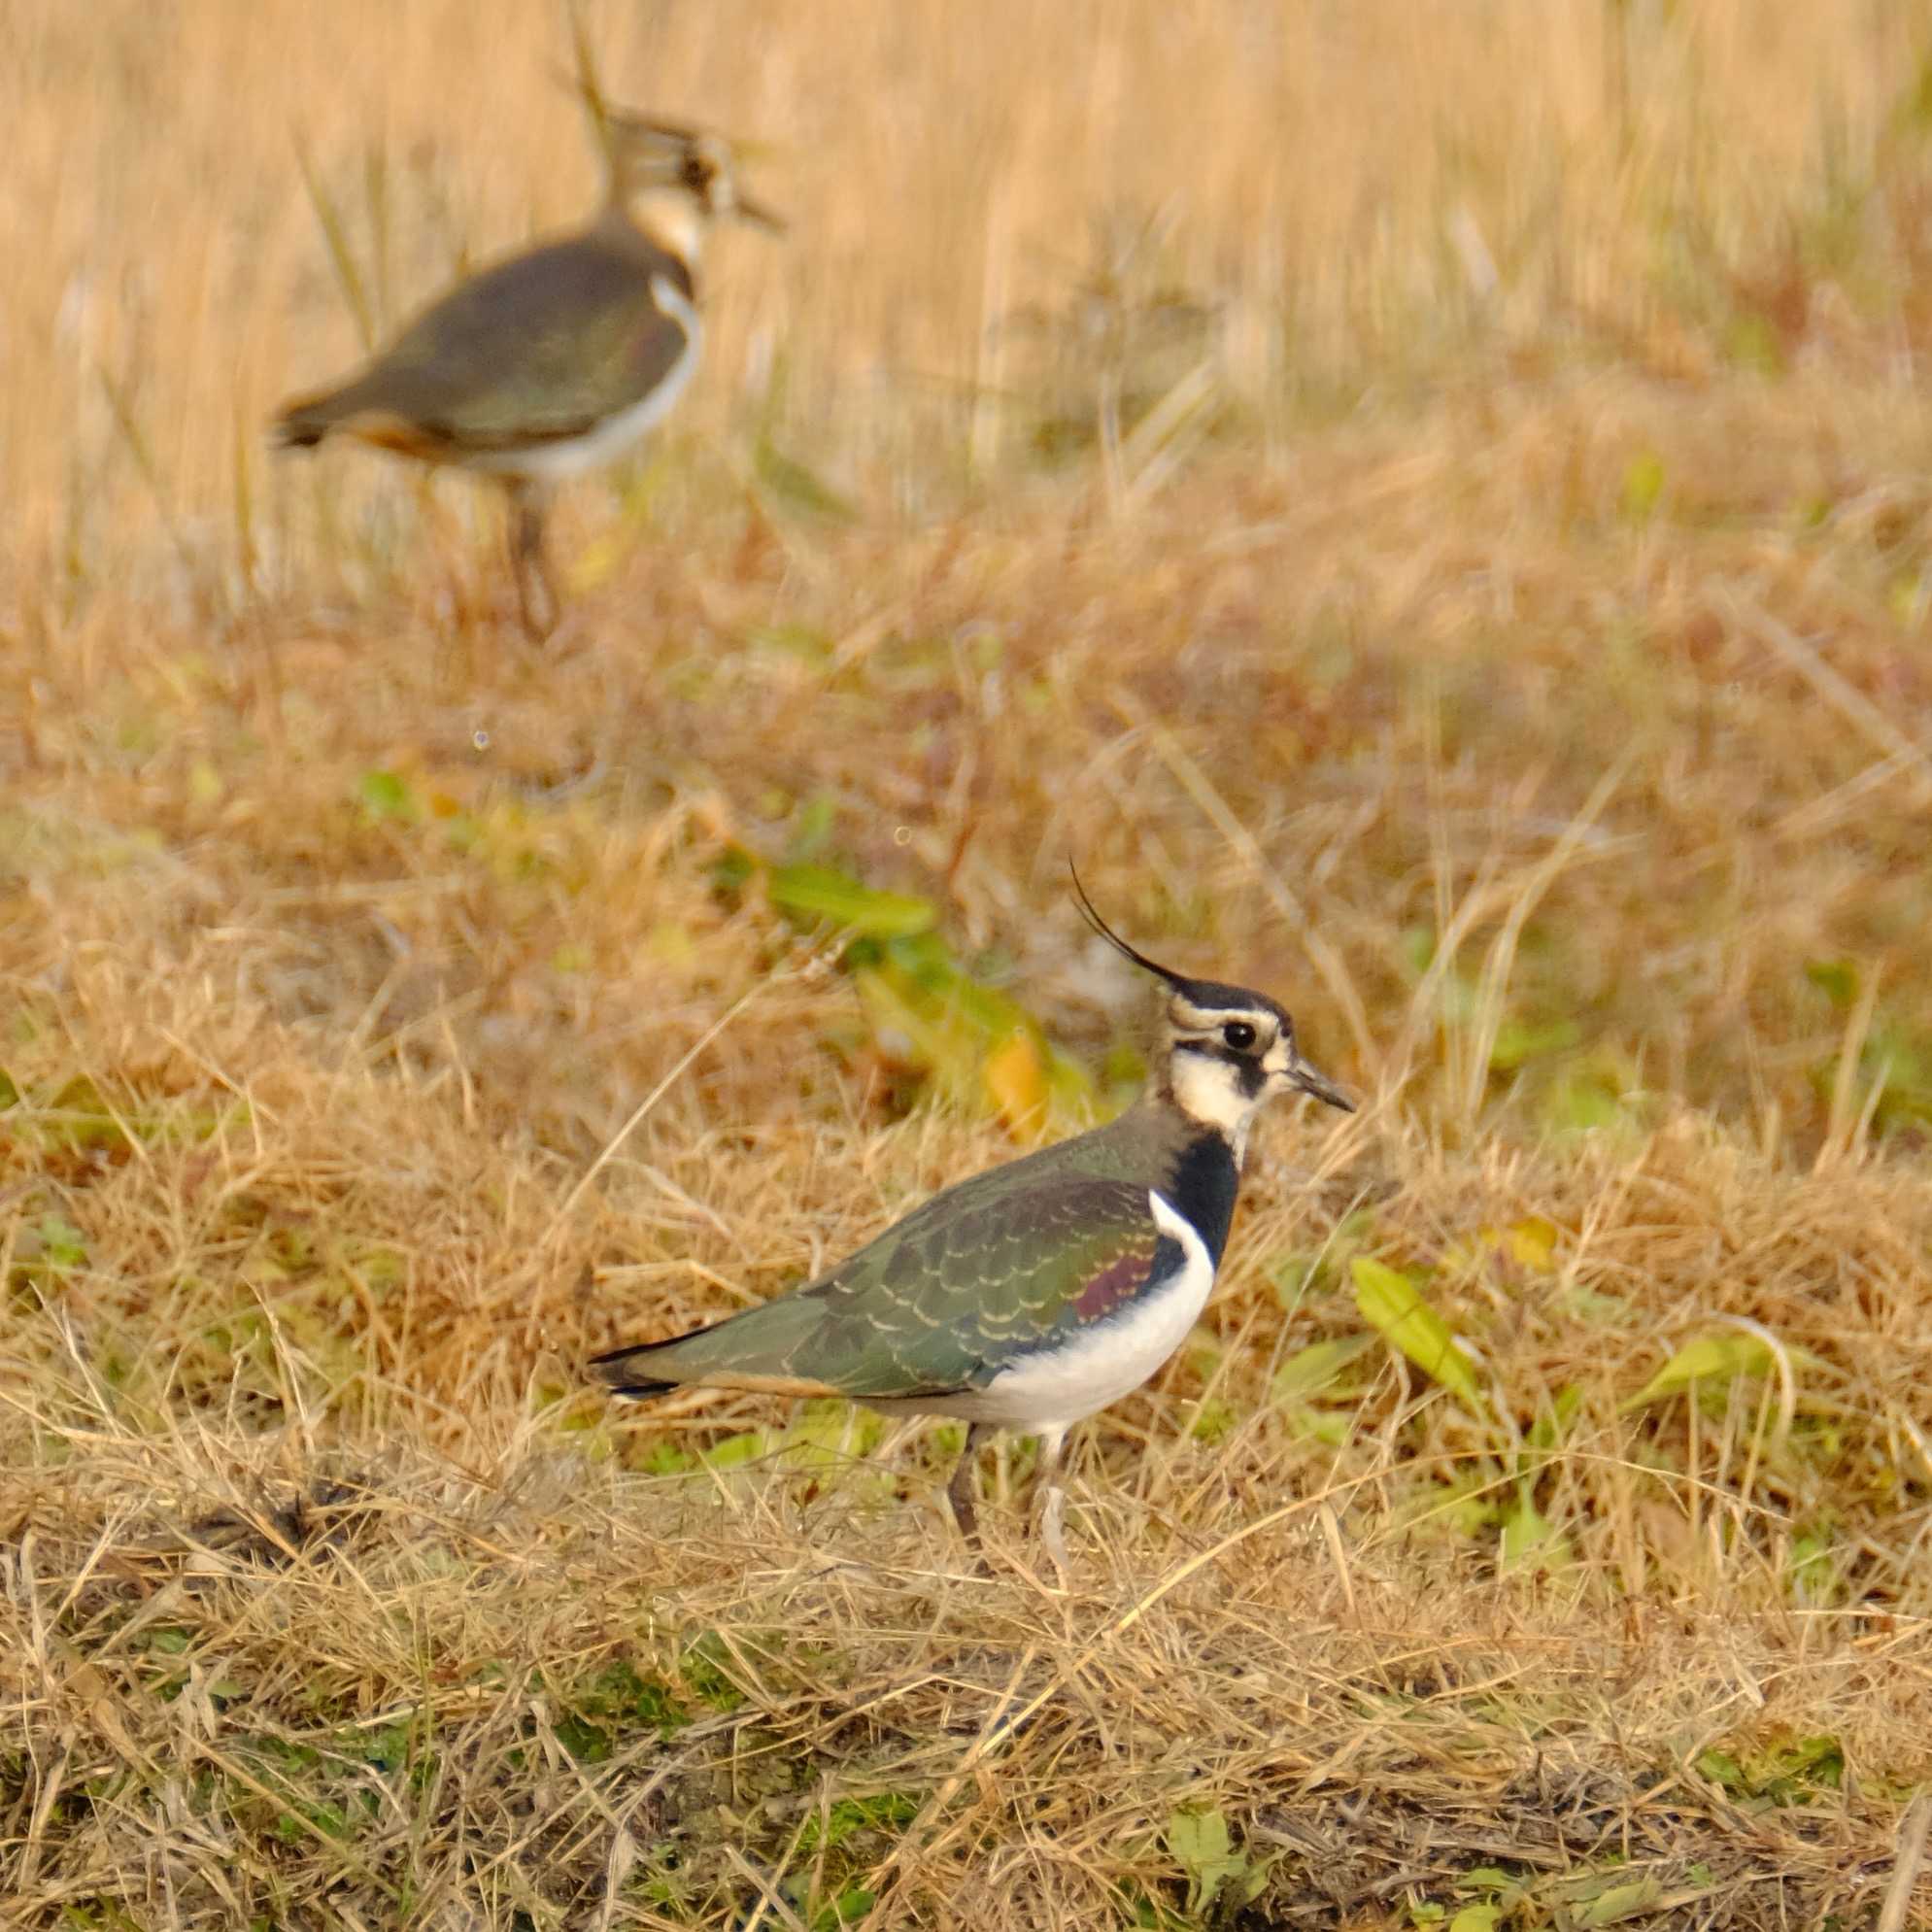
[612,1174,1174,1400]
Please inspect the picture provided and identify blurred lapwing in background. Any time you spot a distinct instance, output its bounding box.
[273,110,781,637]
[590,877,1353,1575]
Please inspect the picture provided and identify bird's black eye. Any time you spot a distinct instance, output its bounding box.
[1222,1021,1257,1051]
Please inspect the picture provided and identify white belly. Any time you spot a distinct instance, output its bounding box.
[916,1190,1217,1430]
[471,274,701,483]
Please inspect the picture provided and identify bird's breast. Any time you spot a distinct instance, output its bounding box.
[955,1188,1217,1429]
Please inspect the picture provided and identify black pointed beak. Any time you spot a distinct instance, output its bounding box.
[1290,1054,1354,1113]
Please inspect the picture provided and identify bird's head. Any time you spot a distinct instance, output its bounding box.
[602,113,785,238]
[1071,870,1353,1151]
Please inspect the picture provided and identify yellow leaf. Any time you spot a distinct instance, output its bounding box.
[1505,1215,1558,1271]
[1351,1258,1486,1412]
[984,1030,1049,1138]
[1469,1216,1558,1271]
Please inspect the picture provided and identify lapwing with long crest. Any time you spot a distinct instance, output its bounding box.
[272,110,780,636]
[590,878,1354,1571]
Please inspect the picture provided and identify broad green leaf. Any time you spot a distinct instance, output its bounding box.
[33,1214,88,1270]
[1524,1383,1582,1453]
[1487,1015,1580,1071]
[1271,1334,1373,1404]
[1574,1876,1662,1925]
[1623,1333,1776,1409]
[1620,451,1666,522]
[753,436,859,523]
[701,1430,769,1471]
[1542,1070,1630,1135]
[1448,1907,1501,1932]
[1188,1397,1238,1444]
[1283,1405,1356,1446]
[787,793,839,863]
[854,966,979,1097]
[356,768,415,821]
[1351,1258,1486,1411]
[1166,1807,1231,1868]
[1499,1483,1573,1576]
[766,864,934,939]
[1165,1806,1265,1915]
[1787,1527,1846,1608]
[1804,959,1858,1009]
[1269,1254,1316,1307]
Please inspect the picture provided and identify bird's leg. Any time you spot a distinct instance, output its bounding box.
[946,1423,987,1547]
[1034,1425,1070,1582]
[505,481,558,639]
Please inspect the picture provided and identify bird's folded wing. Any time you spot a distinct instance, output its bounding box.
[326,237,691,450]
[593,1176,1174,1402]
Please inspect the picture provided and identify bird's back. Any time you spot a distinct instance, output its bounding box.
[274,219,693,456]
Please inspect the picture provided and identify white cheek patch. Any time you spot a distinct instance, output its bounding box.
[1169,1049,1262,1161]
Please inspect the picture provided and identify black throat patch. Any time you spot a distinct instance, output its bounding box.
[1164,1131,1242,1268]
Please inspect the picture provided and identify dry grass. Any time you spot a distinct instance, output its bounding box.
[7,2,1932,1927]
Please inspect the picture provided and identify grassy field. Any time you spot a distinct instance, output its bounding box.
[6,2,1932,1926]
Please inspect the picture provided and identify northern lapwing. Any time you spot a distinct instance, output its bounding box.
[272,112,780,637]
[590,879,1354,1571]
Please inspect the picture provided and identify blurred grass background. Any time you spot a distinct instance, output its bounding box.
[5,3,1932,1927]
[6,2,1929,568]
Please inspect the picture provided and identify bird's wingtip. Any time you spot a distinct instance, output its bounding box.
[586,1347,676,1400]
[269,401,330,450]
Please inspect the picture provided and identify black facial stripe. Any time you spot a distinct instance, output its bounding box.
[1176,1029,1271,1055]
[1174,1039,1269,1095]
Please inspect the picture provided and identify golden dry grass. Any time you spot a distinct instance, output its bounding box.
[6,3,1932,1927]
